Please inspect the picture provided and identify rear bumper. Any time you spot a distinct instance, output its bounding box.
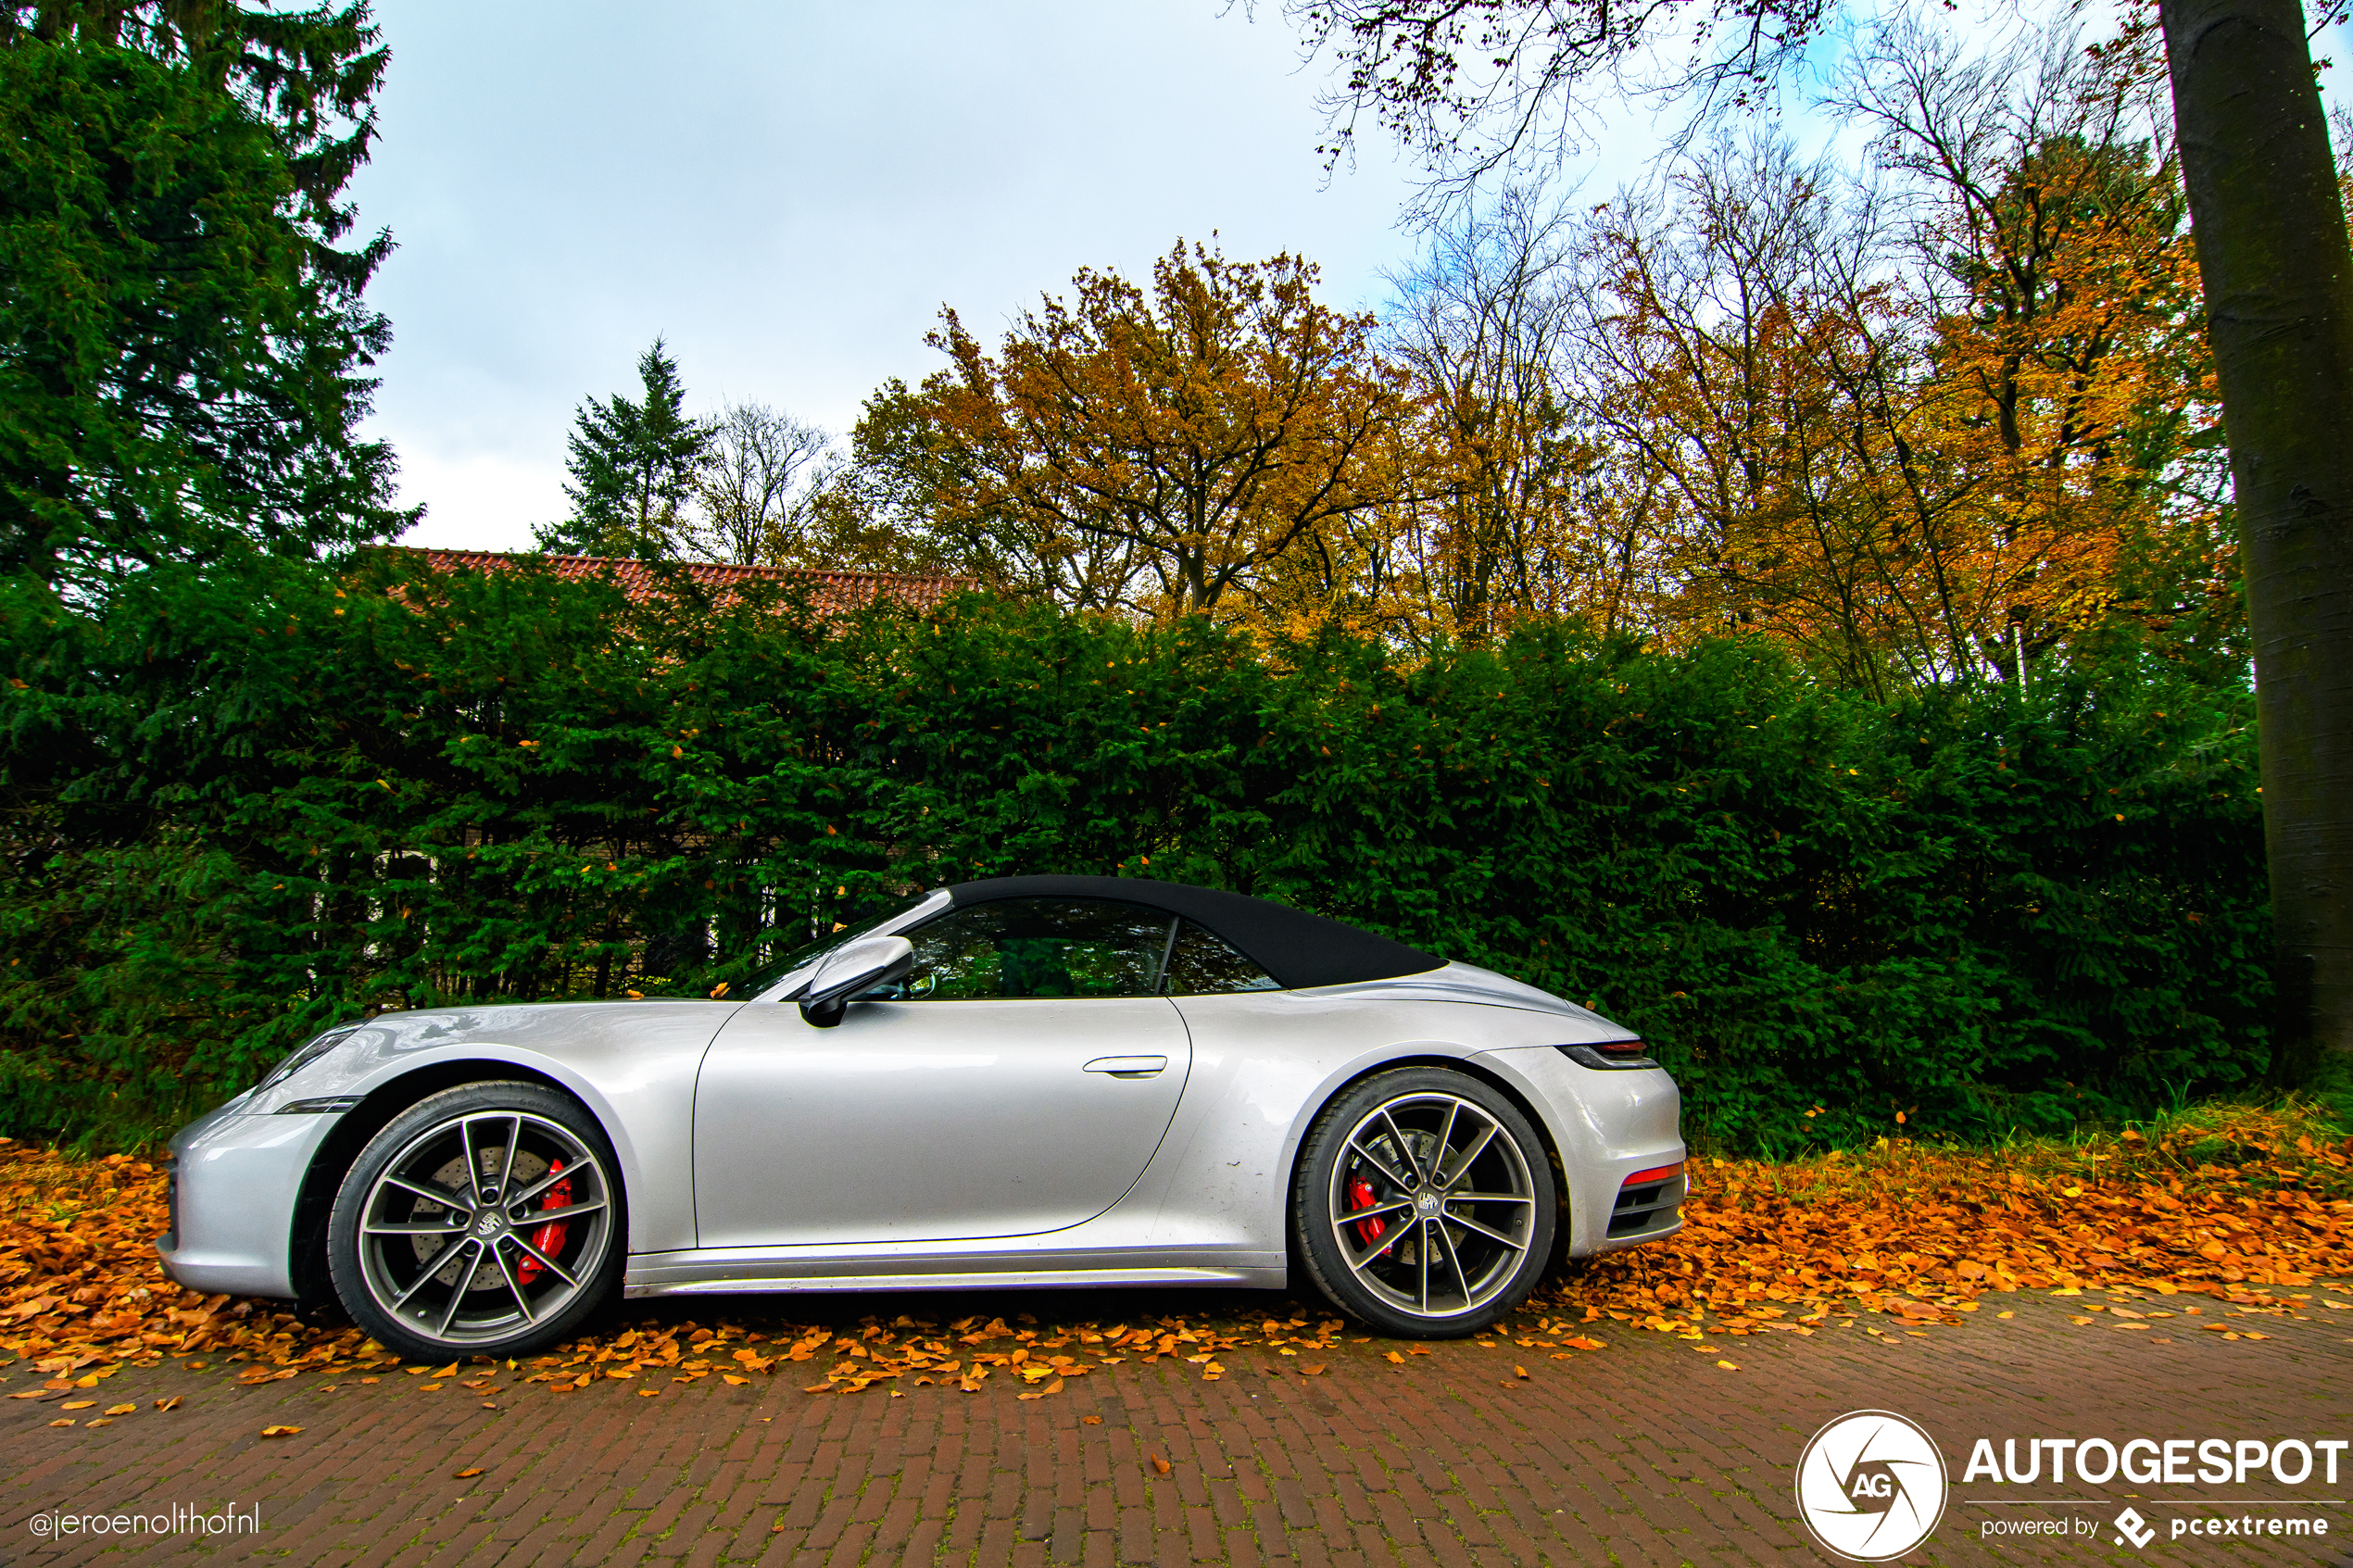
[1471,1046,1685,1259]
[154,1098,333,1300]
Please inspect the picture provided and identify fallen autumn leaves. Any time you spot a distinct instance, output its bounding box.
[1538,1101,2353,1348]
[0,1136,1351,1407]
[2,1101,2347,1412]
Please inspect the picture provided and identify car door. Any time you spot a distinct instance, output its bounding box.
[692,897,1193,1247]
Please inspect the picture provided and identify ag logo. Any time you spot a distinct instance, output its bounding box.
[1794,1410,1947,1561]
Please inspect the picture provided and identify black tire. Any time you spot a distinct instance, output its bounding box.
[1291,1066,1556,1338]
[328,1081,625,1363]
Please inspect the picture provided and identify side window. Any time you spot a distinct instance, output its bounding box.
[896,899,1176,1000]
[1160,921,1280,996]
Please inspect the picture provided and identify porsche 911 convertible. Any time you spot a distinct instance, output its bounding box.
[160,875,1684,1359]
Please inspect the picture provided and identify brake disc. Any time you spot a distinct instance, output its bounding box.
[414,1147,553,1290]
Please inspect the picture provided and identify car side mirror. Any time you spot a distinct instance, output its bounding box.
[799,935,915,1028]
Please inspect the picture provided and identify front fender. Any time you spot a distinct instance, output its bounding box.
[243,1001,740,1257]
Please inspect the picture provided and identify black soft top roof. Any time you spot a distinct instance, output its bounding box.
[941,875,1443,990]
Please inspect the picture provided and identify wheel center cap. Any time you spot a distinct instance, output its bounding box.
[473,1210,507,1238]
[1415,1190,1441,1216]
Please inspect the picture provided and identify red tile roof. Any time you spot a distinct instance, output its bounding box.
[379,548,973,616]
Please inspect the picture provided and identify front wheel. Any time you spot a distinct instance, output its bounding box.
[1291,1067,1556,1337]
[328,1081,624,1362]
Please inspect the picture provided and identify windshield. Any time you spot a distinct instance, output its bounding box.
[742,889,941,999]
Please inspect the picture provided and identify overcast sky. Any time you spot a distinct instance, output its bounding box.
[350,2,1452,552]
[348,2,2347,555]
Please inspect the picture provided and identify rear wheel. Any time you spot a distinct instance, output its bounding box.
[328,1081,623,1362]
[1291,1067,1555,1337]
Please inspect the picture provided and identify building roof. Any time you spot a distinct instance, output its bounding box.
[941,874,1444,989]
[383,547,972,616]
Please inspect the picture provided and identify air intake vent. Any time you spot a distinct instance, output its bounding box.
[1606,1163,1683,1237]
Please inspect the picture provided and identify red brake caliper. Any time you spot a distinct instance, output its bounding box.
[515,1159,570,1286]
[1348,1177,1390,1253]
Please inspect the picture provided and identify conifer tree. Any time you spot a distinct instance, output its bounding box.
[0,1,406,588]
[538,339,711,558]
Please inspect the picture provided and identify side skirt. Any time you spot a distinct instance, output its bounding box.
[622,1249,1286,1299]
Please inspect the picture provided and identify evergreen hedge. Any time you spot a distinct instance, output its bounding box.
[0,552,2271,1150]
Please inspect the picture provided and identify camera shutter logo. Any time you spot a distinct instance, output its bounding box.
[1794,1410,1948,1561]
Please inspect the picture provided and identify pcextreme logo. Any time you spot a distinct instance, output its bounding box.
[1795,1410,1950,1562]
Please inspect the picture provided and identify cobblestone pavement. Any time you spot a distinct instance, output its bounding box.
[3,1288,2347,1567]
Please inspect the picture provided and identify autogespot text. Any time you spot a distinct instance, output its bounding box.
[1963,1436,2345,1486]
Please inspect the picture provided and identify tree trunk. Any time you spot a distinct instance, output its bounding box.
[2160,0,2353,1079]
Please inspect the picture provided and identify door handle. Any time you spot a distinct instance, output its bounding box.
[1083,1055,1167,1079]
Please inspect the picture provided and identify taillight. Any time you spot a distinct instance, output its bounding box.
[1555,1039,1662,1070]
[1625,1161,1683,1186]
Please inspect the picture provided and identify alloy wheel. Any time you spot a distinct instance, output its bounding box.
[353,1109,614,1350]
[1323,1090,1538,1320]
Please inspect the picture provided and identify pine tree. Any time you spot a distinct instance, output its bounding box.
[0,4,407,589]
[538,339,711,558]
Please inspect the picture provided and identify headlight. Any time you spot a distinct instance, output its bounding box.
[256,1025,359,1093]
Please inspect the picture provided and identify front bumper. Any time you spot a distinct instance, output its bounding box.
[154,1097,335,1300]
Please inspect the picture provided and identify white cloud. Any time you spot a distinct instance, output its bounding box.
[384,446,567,554]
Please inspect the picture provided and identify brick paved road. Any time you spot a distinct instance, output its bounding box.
[4,1289,2347,1566]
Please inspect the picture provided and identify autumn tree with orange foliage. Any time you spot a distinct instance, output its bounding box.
[1353,9,2228,699]
[1565,139,1973,696]
[1829,10,2229,666]
[850,242,1420,626]
[825,14,2223,690]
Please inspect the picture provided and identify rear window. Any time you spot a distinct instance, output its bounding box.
[1161,921,1279,996]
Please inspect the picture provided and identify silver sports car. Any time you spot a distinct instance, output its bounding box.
[160,875,1684,1360]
